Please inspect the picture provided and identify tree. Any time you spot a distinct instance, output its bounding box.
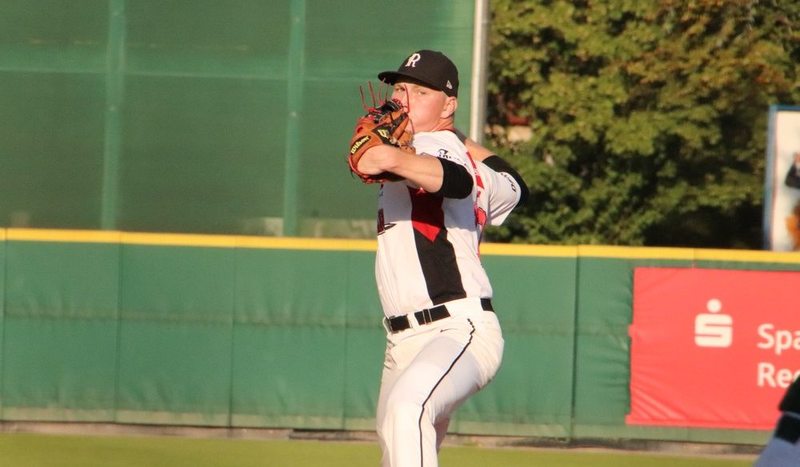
[485,0,800,247]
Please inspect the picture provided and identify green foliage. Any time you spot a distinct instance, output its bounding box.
[485,0,800,247]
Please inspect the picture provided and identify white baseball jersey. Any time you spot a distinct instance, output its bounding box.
[374,130,521,318]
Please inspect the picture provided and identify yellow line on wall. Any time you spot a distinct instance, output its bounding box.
[695,248,800,263]
[6,228,122,243]
[2,228,800,263]
[121,231,238,248]
[481,243,577,257]
[578,245,696,260]
[3,228,376,251]
[577,244,800,263]
[235,235,376,251]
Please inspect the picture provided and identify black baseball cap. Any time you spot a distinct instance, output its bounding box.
[377,50,459,97]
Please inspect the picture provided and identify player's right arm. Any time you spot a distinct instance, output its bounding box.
[358,144,473,199]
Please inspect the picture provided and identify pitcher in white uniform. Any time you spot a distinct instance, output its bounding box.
[354,49,528,467]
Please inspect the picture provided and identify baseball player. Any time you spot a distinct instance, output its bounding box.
[755,378,800,466]
[350,49,527,467]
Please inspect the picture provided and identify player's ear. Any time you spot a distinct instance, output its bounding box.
[441,96,457,119]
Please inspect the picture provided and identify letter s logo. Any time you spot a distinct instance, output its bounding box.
[694,298,733,348]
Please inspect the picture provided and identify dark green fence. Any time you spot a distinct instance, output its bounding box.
[2,229,798,446]
[0,0,476,236]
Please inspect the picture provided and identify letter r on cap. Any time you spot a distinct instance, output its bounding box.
[405,53,421,68]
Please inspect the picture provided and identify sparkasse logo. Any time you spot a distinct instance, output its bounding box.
[694,298,733,348]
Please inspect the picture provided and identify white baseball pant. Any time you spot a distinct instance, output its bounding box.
[376,299,504,467]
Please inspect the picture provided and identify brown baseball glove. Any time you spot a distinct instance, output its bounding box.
[347,99,413,184]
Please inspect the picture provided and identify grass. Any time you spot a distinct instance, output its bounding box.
[0,432,757,467]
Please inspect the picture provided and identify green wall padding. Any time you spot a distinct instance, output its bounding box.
[2,240,119,421]
[4,232,793,447]
[115,245,236,425]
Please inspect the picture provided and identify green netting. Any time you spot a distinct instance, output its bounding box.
[0,0,476,237]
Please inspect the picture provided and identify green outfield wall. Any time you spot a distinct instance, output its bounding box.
[2,229,799,446]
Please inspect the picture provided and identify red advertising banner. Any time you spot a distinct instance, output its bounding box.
[627,267,800,430]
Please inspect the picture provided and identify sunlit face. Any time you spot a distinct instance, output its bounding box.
[391,81,457,133]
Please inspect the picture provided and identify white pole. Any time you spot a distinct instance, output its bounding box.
[470,0,490,144]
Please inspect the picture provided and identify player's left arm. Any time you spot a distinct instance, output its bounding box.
[462,135,529,207]
[481,155,529,208]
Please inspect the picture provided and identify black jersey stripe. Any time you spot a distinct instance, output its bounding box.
[413,228,467,304]
[408,188,467,304]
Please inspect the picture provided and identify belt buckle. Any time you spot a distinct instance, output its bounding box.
[418,308,432,325]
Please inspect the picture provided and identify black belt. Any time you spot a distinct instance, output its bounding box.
[385,298,494,333]
[776,414,800,443]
